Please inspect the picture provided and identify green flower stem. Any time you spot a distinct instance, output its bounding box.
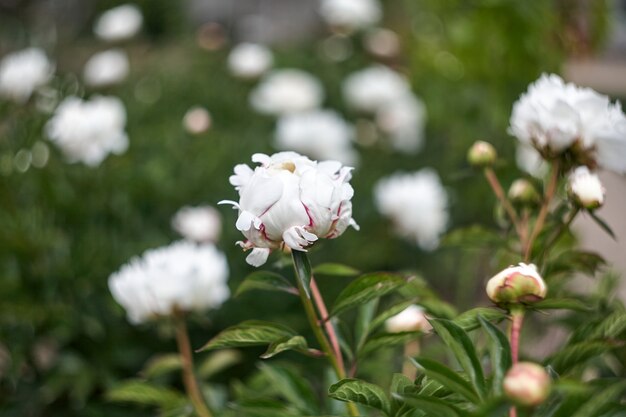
[483,167,524,240]
[174,314,213,417]
[292,250,359,417]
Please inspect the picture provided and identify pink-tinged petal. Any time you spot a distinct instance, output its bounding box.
[246,248,270,267]
[282,226,316,250]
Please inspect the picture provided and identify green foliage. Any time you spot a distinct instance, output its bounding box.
[235,271,297,297]
[329,379,391,415]
[331,273,406,316]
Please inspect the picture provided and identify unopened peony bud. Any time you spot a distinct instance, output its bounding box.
[468,141,497,167]
[486,263,546,305]
[567,166,605,210]
[385,305,431,333]
[503,362,551,406]
[508,179,540,205]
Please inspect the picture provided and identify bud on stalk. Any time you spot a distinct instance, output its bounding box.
[567,166,605,210]
[508,179,540,206]
[468,141,497,168]
[503,362,551,406]
[486,263,547,305]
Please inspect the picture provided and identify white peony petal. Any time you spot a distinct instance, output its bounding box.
[245,248,271,267]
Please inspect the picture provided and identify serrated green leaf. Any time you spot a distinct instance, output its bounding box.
[331,273,406,316]
[329,378,391,415]
[260,336,310,359]
[198,320,296,352]
[313,263,360,276]
[453,308,507,332]
[429,319,486,398]
[197,349,242,379]
[369,300,418,332]
[141,354,182,379]
[532,298,591,312]
[235,271,297,297]
[393,392,470,417]
[106,379,185,407]
[478,316,511,396]
[359,332,419,357]
[410,357,480,403]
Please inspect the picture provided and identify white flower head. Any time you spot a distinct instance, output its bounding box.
[343,65,412,113]
[109,241,230,324]
[220,152,359,267]
[0,48,53,103]
[376,94,426,154]
[46,95,129,166]
[274,109,358,165]
[319,0,382,32]
[250,69,324,116]
[83,49,130,87]
[94,4,143,42]
[374,169,448,250]
[228,43,273,79]
[567,166,605,209]
[172,205,222,243]
[385,305,431,333]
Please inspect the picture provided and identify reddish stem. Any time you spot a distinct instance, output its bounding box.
[310,278,345,373]
[510,311,524,364]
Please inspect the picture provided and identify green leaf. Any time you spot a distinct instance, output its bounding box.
[355,299,378,351]
[197,349,242,379]
[198,320,296,352]
[292,250,313,298]
[141,354,181,379]
[570,381,626,417]
[588,310,626,339]
[390,373,417,396]
[441,225,506,248]
[106,379,185,407]
[531,298,591,312]
[419,298,458,320]
[429,319,486,398]
[313,263,360,276]
[410,357,480,403]
[393,392,470,417]
[478,316,511,396]
[359,332,419,357]
[453,308,507,332]
[259,363,319,414]
[588,211,616,240]
[328,378,391,415]
[369,300,417,332]
[331,273,405,316]
[260,336,311,359]
[549,341,615,373]
[235,271,297,297]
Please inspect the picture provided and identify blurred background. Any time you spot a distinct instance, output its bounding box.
[0,0,625,415]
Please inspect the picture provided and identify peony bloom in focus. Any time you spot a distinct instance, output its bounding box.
[83,49,130,87]
[0,48,53,103]
[274,109,358,165]
[220,152,359,267]
[172,205,222,243]
[250,69,324,115]
[45,95,128,166]
[109,241,229,324]
[343,65,411,113]
[94,4,143,42]
[503,362,551,407]
[567,166,605,210]
[375,94,427,154]
[385,305,431,333]
[319,0,382,32]
[509,74,626,173]
[228,43,273,79]
[374,169,449,250]
[486,263,547,305]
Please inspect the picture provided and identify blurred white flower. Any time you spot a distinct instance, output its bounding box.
[183,106,212,134]
[376,94,426,154]
[83,49,130,87]
[374,169,448,250]
[109,241,229,324]
[567,166,605,209]
[275,110,358,165]
[510,74,626,173]
[45,95,128,166]
[385,305,431,333]
[343,65,411,113]
[250,69,324,116]
[228,43,273,79]
[0,48,53,103]
[172,205,222,243]
[516,144,547,177]
[221,152,358,267]
[364,28,400,58]
[319,0,382,32]
[94,4,143,42]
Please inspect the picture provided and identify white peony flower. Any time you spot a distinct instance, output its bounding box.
[172,205,222,243]
[0,48,53,103]
[516,144,548,177]
[567,166,605,209]
[374,169,448,250]
[228,43,273,79]
[343,65,412,113]
[45,95,128,166]
[376,94,426,154]
[385,305,431,333]
[250,69,324,116]
[319,0,382,31]
[94,4,143,42]
[510,74,626,173]
[221,152,359,267]
[486,263,547,304]
[83,49,130,87]
[274,109,358,165]
[109,241,229,324]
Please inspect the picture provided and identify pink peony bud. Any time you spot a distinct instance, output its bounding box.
[486,263,547,305]
[503,362,551,406]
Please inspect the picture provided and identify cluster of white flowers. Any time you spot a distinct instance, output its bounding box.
[172,205,222,243]
[94,4,143,42]
[45,96,129,166]
[228,43,273,79]
[109,241,229,324]
[510,74,626,174]
[221,152,358,267]
[385,305,431,333]
[319,0,382,32]
[83,49,130,87]
[250,69,324,115]
[0,48,53,103]
[374,169,448,250]
[275,110,357,165]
